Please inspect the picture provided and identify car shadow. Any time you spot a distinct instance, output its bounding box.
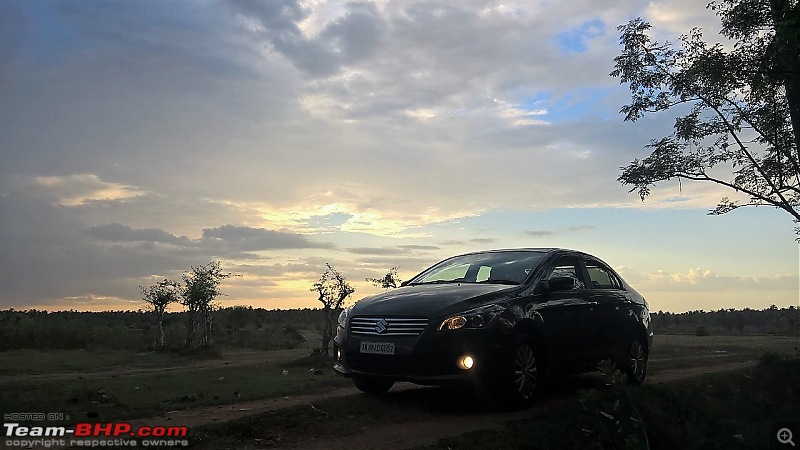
[372,372,609,415]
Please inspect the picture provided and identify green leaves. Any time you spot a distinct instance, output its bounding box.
[612,1,800,236]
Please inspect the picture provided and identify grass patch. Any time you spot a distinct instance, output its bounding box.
[0,349,221,376]
[0,362,350,423]
[420,358,800,450]
[191,386,468,449]
[647,334,799,372]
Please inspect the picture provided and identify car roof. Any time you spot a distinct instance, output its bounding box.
[457,248,565,255]
[454,248,606,260]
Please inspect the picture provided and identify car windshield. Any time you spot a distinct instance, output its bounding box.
[409,251,546,285]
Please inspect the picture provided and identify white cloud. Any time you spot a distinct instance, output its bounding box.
[617,266,798,293]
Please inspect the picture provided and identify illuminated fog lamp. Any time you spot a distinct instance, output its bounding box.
[458,355,475,370]
[336,348,342,362]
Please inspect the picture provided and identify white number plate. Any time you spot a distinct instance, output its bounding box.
[360,341,395,355]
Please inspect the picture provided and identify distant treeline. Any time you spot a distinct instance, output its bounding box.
[651,306,799,336]
[0,307,322,352]
[0,306,797,352]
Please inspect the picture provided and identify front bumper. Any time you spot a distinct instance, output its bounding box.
[333,326,506,385]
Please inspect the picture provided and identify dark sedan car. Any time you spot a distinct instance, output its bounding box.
[333,248,653,408]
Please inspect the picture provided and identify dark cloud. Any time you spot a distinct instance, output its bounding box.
[523,225,594,237]
[440,240,465,246]
[83,223,334,252]
[229,0,384,76]
[346,247,404,256]
[346,244,439,256]
[0,193,192,306]
[201,225,334,251]
[83,223,190,245]
[470,238,496,244]
[0,188,336,307]
[355,255,438,269]
[397,244,440,251]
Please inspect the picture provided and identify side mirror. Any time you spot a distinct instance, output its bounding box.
[546,276,575,292]
[400,280,410,287]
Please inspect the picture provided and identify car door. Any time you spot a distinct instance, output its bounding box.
[583,258,631,362]
[532,256,597,369]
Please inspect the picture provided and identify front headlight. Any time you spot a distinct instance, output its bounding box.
[338,306,353,327]
[438,304,504,331]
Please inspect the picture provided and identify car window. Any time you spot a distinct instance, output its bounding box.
[423,263,469,282]
[411,251,545,284]
[585,263,622,290]
[476,266,491,282]
[547,260,585,290]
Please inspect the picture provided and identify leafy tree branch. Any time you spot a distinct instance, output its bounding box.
[611,0,800,237]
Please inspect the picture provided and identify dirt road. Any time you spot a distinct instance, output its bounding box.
[130,358,758,450]
[288,360,760,450]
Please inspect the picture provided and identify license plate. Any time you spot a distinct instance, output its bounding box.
[360,341,395,355]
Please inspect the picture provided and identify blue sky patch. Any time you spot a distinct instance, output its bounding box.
[555,19,605,53]
[11,0,74,63]
[518,87,617,122]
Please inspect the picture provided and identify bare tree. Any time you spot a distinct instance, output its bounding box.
[140,278,180,348]
[181,261,232,349]
[366,267,402,289]
[312,263,355,356]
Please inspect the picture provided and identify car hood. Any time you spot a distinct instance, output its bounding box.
[351,283,517,318]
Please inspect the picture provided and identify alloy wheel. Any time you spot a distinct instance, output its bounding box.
[513,344,538,399]
[629,340,646,382]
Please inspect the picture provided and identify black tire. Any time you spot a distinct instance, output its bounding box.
[490,333,542,410]
[623,339,648,385]
[352,376,395,394]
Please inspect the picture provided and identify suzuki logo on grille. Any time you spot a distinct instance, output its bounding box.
[375,319,389,334]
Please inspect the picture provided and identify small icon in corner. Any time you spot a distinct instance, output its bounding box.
[778,428,795,447]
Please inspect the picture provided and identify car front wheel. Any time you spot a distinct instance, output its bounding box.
[352,376,395,394]
[624,339,647,385]
[491,333,541,410]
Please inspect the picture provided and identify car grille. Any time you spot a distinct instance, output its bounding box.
[349,317,429,337]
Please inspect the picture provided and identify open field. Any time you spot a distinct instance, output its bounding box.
[647,334,799,371]
[1,333,797,449]
[187,335,799,449]
[0,336,350,424]
[187,359,800,450]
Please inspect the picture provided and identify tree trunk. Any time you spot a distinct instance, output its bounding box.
[185,308,198,348]
[201,308,213,349]
[320,306,332,356]
[768,0,800,155]
[157,317,165,347]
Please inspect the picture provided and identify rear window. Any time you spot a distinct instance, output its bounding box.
[586,264,622,289]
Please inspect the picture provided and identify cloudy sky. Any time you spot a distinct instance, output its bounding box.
[1,0,797,313]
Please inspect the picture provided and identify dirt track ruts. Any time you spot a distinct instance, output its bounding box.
[137,359,759,450]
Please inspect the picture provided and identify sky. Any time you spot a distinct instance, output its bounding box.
[1,0,798,313]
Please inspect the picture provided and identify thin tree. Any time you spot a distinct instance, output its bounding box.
[366,267,402,289]
[611,0,800,238]
[181,261,232,349]
[311,263,355,356]
[139,278,180,348]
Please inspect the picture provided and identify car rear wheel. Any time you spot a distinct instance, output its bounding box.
[491,333,541,410]
[352,376,395,394]
[623,339,647,385]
